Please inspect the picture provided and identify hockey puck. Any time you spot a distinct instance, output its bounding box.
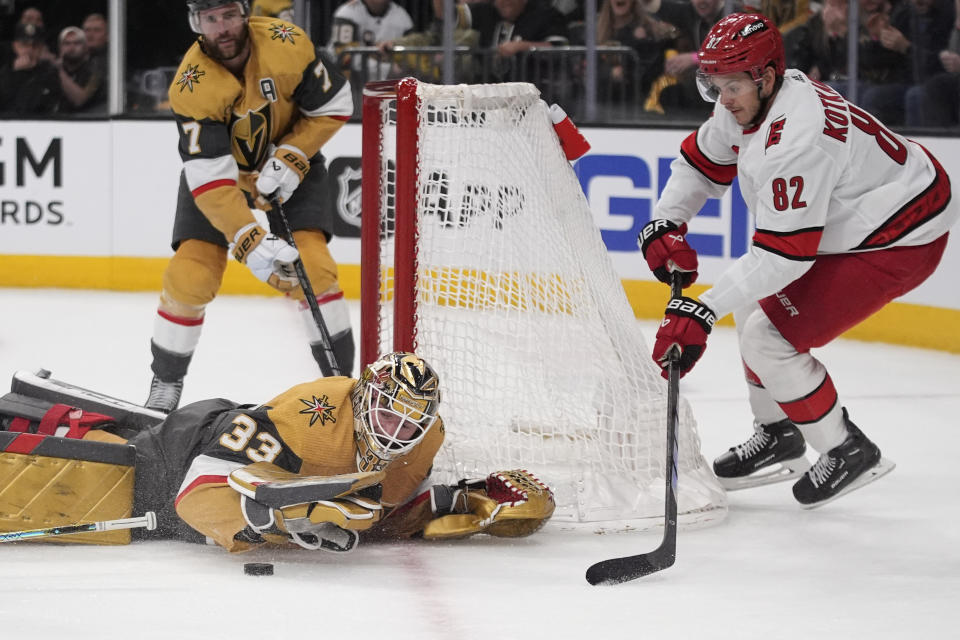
[243,562,274,576]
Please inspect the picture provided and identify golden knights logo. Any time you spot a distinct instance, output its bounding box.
[269,22,298,43]
[230,102,272,171]
[299,395,337,426]
[176,64,206,92]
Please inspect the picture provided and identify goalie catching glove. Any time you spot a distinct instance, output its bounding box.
[230,221,299,292]
[255,144,310,205]
[422,469,555,540]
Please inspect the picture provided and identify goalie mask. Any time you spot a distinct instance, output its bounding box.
[353,352,441,472]
[186,0,250,33]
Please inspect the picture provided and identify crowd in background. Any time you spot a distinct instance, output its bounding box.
[0,5,108,115]
[0,0,958,129]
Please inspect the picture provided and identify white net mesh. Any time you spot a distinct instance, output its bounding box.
[369,81,726,524]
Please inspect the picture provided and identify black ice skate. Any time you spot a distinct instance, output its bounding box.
[713,419,809,491]
[792,408,896,509]
[145,376,184,414]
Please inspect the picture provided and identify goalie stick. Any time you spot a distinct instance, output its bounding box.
[266,194,342,377]
[585,272,683,585]
[0,512,157,543]
[228,462,385,508]
[10,369,167,431]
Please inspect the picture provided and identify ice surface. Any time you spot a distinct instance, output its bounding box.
[1,288,957,639]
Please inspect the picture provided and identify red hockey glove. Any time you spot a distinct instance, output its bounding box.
[652,296,716,379]
[638,219,699,287]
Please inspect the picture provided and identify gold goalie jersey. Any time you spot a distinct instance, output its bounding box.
[168,16,354,238]
[173,377,444,551]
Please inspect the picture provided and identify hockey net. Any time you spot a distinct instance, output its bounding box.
[361,79,726,526]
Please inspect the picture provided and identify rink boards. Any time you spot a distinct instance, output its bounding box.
[0,119,957,352]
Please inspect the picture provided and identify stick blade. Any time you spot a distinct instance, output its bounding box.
[585,548,675,585]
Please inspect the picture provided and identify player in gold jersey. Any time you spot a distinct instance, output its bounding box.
[146,1,356,413]
[1,353,555,553]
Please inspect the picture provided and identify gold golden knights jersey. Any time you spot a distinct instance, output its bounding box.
[172,377,444,551]
[168,16,354,239]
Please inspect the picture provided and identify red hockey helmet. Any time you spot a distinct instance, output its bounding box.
[697,13,785,86]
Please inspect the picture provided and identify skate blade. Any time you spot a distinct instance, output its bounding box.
[799,457,897,510]
[717,457,810,491]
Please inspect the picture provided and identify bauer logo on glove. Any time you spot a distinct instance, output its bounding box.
[638,219,699,287]
[255,144,310,204]
[229,222,300,292]
[653,296,717,378]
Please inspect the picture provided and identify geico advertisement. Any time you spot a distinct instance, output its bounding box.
[1,120,957,309]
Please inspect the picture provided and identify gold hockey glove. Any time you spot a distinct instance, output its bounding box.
[422,469,555,540]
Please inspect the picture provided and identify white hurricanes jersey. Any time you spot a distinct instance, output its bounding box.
[655,70,957,319]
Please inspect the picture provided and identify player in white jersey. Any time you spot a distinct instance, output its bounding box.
[639,13,957,508]
[329,0,414,80]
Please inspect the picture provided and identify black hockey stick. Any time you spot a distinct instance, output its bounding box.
[0,512,157,543]
[266,194,342,377]
[585,271,683,585]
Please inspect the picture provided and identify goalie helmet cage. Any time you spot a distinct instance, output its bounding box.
[360,78,727,526]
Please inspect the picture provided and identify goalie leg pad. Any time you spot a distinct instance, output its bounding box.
[0,437,136,545]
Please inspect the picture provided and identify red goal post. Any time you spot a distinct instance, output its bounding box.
[360,78,726,526]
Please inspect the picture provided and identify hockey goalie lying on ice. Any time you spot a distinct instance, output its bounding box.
[0,352,555,551]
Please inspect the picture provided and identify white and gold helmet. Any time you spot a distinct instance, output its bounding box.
[353,352,441,472]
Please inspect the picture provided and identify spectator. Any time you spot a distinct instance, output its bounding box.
[466,0,570,56]
[842,0,910,92]
[787,0,952,124]
[251,0,295,21]
[593,0,676,97]
[55,26,106,114]
[645,0,735,116]
[82,12,109,67]
[329,0,415,81]
[784,0,851,81]
[861,0,954,124]
[18,6,55,62]
[378,0,481,82]
[744,0,811,34]
[905,0,960,126]
[0,22,61,115]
